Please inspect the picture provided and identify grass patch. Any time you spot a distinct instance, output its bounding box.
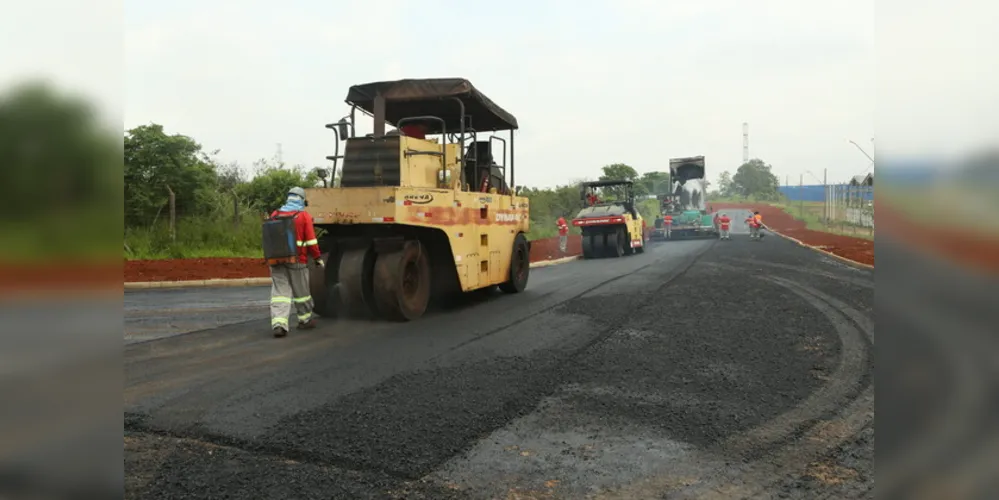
[771,201,875,240]
[125,217,263,260]
[0,211,120,263]
[878,185,999,232]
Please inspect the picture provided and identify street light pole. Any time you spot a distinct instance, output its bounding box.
[848,139,875,165]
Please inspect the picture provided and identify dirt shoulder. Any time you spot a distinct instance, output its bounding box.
[874,199,999,275]
[712,203,874,266]
[124,235,582,282]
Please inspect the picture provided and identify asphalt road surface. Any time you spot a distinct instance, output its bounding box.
[125,210,874,499]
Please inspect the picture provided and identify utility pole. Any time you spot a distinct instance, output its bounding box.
[742,122,749,164]
[276,143,283,166]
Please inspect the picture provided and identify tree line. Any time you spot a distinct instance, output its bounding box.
[122,122,784,259]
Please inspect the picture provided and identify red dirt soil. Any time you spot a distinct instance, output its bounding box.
[713,203,874,267]
[874,199,999,275]
[125,235,585,283]
[125,258,271,282]
[0,262,122,294]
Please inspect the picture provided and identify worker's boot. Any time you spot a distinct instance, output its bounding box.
[297,318,317,330]
[273,327,287,338]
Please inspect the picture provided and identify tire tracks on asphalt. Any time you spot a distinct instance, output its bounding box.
[596,272,873,500]
[125,242,717,481]
[426,241,716,361]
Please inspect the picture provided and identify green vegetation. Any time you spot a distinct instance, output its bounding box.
[709,159,782,201]
[123,125,675,259]
[771,201,875,240]
[0,81,121,262]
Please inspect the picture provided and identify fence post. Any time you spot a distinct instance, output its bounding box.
[233,192,240,229]
[823,168,828,225]
[798,174,803,219]
[166,185,176,243]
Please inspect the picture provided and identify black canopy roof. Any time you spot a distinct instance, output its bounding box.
[345,78,519,133]
[581,179,635,188]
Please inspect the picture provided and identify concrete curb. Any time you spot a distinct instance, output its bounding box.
[767,228,874,270]
[529,255,581,268]
[124,255,583,290]
[124,278,272,290]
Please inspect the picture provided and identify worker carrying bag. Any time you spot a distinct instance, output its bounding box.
[262,211,300,266]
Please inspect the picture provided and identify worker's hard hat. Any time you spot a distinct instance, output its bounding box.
[288,186,307,199]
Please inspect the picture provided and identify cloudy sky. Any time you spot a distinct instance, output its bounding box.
[1,0,977,188]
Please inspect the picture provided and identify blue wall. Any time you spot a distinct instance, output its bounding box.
[778,185,873,202]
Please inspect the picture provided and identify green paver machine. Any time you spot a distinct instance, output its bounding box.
[660,156,718,239]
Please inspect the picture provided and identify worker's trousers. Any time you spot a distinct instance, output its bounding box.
[720,228,730,239]
[559,234,567,253]
[269,263,314,331]
[749,226,760,238]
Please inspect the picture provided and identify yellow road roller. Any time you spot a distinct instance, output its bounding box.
[305,78,530,321]
[573,180,646,258]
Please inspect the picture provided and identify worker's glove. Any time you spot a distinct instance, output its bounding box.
[315,258,325,268]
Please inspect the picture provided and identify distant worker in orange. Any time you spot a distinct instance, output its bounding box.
[557,215,569,253]
[662,214,673,239]
[718,212,732,240]
[746,210,764,239]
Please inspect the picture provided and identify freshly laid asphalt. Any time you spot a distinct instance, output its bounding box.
[124,211,875,499]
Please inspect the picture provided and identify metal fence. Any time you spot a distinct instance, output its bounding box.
[824,184,874,228]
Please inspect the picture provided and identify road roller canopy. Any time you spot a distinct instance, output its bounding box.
[581,180,635,188]
[345,78,519,134]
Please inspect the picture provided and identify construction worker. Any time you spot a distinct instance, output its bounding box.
[586,191,599,206]
[556,215,569,253]
[745,211,763,239]
[269,187,324,337]
[718,212,732,239]
[663,214,673,238]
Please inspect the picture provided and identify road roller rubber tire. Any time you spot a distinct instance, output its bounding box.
[594,232,608,258]
[309,251,341,318]
[499,233,530,294]
[606,229,624,258]
[338,246,377,319]
[372,240,431,321]
[581,232,595,259]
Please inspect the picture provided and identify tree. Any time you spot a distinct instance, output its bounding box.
[717,170,734,197]
[0,80,121,259]
[0,81,121,213]
[731,159,780,200]
[639,171,671,197]
[598,163,643,199]
[124,123,219,226]
[236,159,321,213]
[599,163,639,182]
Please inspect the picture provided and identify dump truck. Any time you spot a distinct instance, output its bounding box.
[572,180,646,258]
[304,78,531,321]
[662,156,717,239]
